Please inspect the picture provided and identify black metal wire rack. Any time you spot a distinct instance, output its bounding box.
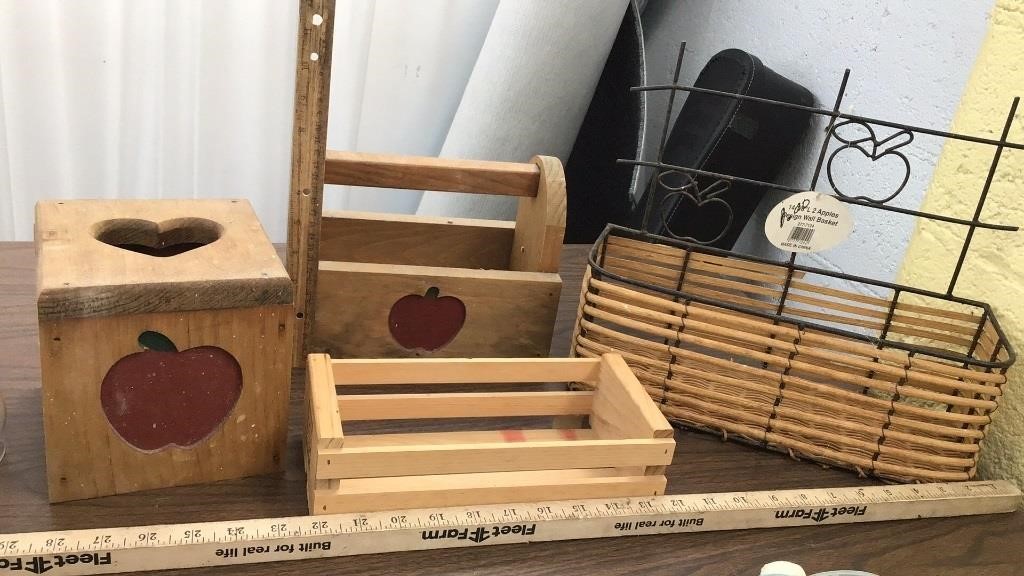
[593,42,1022,370]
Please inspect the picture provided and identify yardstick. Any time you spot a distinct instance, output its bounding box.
[0,481,1018,575]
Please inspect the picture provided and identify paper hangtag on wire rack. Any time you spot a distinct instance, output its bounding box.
[764,191,853,253]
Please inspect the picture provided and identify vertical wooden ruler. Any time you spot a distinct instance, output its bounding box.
[0,481,1018,575]
[287,0,336,367]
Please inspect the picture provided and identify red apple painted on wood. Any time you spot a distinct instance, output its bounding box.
[388,287,466,351]
[100,331,242,451]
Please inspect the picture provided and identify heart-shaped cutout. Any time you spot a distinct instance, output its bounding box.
[93,218,223,257]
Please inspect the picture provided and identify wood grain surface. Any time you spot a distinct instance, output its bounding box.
[311,262,560,359]
[297,153,565,365]
[510,156,567,274]
[323,151,541,197]
[36,200,292,319]
[39,305,292,502]
[286,0,337,366]
[1,242,1022,575]
[318,211,516,270]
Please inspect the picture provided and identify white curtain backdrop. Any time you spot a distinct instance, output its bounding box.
[0,0,298,241]
[0,0,628,242]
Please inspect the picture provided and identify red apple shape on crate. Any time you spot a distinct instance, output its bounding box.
[388,287,467,351]
[100,331,243,451]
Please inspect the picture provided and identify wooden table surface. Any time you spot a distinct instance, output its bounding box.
[0,242,1021,576]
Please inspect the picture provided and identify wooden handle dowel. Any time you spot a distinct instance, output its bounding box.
[324,151,540,197]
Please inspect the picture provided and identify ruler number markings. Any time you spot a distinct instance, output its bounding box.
[136,532,157,547]
[0,481,1018,575]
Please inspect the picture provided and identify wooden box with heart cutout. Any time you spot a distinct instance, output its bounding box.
[35,199,294,502]
[292,153,566,363]
[304,354,675,514]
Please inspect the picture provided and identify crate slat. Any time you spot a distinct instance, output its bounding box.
[338,391,593,421]
[310,469,667,514]
[316,438,675,479]
[343,429,597,448]
[308,354,343,449]
[330,357,602,385]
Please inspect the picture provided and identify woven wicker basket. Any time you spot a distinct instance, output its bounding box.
[571,225,1014,483]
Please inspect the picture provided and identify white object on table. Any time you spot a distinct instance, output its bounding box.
[761,561,879,576]
[761,561,807,576]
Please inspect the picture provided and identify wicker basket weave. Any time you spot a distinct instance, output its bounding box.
[571,225,1014,483]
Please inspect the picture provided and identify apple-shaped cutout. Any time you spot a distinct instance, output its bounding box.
[660,176,735,245]
[100,330,242,451]
[826,120,913,204]
[388,287,466,351]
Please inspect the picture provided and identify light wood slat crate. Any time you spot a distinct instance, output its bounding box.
[304,354,675,514]
[571,226,1013,484]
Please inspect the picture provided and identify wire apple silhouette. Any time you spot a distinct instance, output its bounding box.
[388,287,466,351]
[826,120,914,204]
[658,170,734,245]
[100,331,242,451]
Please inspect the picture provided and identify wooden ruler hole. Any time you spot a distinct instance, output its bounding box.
[311,13,323,26]
[310,52,319,62]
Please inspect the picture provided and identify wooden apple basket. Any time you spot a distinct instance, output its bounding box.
[288,152,566,362]
[304,354,674,514]
[286,1,565,364]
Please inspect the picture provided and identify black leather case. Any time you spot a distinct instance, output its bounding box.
[636,49,815,249]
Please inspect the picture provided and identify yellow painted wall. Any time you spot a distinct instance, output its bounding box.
[898,0,1024,483]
